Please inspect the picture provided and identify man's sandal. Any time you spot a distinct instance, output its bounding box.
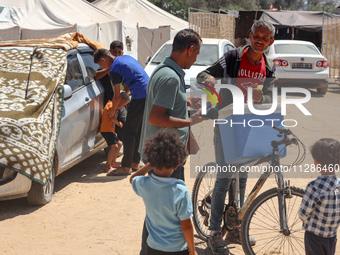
[107,167,132,176]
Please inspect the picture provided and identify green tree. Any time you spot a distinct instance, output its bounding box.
[150,0,189,19]
[308,1,337,13]
[259,0,272,10]
[187,0,207,9]
[272,0,304,10]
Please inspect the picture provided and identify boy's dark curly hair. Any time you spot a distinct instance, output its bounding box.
[311,138,340,168]
[143,129,188,170]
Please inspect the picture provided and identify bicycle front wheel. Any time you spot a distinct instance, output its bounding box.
[241,186,305,255]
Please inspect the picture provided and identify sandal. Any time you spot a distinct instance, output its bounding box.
[103,165,111,173]
[110,162,120,168]
[107,167,132,176]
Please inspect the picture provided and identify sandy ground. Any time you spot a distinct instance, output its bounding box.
[1,84,340,255]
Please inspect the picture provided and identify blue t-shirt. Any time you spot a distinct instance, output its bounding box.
[132,174,193,252]
[110,55,148,99]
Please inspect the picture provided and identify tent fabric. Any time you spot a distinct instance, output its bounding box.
[138,26,171,66]
[260,11,327,31]
[93,0,188,29]
[93,0,188,65]
[0,0,122,48]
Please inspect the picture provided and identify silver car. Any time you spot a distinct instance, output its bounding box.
[266,40,329,94]
[0,43,106,205]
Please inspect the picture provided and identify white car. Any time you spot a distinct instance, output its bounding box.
[144,38,235,93]
[0,43,106,205]
[266,40,329,94]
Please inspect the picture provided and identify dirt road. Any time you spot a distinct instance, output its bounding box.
[1,84,340,255]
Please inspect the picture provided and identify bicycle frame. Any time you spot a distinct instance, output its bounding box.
[236,138,291,234]
[192,125,305,254]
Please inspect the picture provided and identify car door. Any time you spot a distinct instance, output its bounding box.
[78,48,105,150]
[57,49,95,169]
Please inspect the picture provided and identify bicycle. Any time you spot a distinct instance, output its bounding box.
[192,126,306,255]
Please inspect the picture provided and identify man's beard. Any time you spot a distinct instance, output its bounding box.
[250,43,268,54]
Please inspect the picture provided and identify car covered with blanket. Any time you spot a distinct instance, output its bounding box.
[0,33,107,205]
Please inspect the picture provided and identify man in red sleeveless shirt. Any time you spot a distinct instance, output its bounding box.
[197,20,276,254]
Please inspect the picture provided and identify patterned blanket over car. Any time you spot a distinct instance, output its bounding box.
[0,45,67,185]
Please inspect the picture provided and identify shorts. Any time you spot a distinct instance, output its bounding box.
[101,132,120,146]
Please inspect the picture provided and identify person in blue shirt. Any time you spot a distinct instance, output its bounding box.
[299,138,340,255]
[131,129,197,255]
[94,49,148,175]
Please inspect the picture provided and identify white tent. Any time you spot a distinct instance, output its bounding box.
[93,0,187,29]
[93,0,188,65]
[0,0,122,48]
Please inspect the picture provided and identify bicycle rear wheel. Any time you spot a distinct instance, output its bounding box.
[192,162,219,241]
[241,186,305,255]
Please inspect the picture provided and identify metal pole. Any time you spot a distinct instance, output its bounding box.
[334,18,337,79]
[338,18,340,80]
[326,16,329,62]
[330,18,333,78]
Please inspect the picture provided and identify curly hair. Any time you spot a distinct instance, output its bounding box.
[143,129,188,170]
[310,138,340,168]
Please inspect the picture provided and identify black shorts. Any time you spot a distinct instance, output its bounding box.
[101,132,120,146]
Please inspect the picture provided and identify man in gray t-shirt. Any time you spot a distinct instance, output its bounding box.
[138,29,204,176]
[134,29,204,255]
[139,57,189,162]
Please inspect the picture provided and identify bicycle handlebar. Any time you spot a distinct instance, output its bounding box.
[273,126,292,135]
[271,126,298,147]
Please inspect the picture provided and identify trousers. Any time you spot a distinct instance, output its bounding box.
[209,129,247,231]
[121,98,145,168]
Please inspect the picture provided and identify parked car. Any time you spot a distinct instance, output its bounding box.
[144,38,236,94]
[0,43,106,205]
[266,40,329,94]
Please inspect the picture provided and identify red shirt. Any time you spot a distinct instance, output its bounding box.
[236,48,266,103]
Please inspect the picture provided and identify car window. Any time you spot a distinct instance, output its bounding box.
[151,43,220,66]
[194,44,218,66]
[65,54,84,91]
[151,44,172,64]
[80,52,100,84]
[274,44,320,55]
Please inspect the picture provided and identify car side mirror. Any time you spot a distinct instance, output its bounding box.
[145,56,151,65]
[63,84,73,99]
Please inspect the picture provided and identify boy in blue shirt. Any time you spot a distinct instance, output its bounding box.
[299,138,340,255]
[131,130,197,255]
[94,49,148,175]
